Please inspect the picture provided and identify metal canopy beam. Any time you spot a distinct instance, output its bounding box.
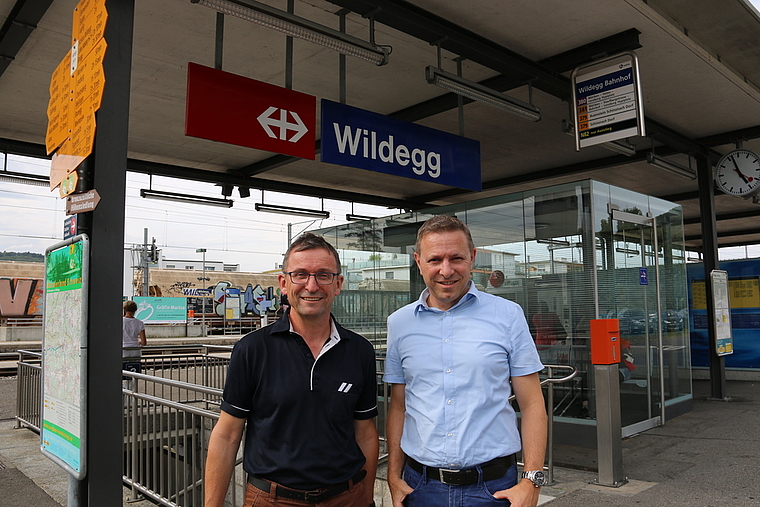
[683,209,760,225]
[326,0,570,98]
[685,227,760,242]
[235,28,642,177]
[0,0,55,77]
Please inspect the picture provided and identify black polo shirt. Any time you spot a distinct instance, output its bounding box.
[221,311,378,490]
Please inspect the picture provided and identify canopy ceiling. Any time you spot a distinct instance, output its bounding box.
[2,0,760,251]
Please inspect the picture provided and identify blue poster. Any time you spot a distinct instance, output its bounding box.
[320,99,481,191]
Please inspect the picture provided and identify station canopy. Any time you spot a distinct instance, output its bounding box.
[2,0,760,251]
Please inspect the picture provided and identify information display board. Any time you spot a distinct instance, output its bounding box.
[571,52,645,150]
[41,235,89,479]
[711,270,734,356]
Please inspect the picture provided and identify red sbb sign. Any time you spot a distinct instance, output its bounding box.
[185,62,316,159]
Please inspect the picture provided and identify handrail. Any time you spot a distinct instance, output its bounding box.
[15,345,580,503]
[509,364,578,485]
[123,370,223,398]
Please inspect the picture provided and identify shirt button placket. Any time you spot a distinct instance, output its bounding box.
[442,309,455,459]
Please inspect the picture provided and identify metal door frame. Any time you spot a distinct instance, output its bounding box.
[611,208,666,432]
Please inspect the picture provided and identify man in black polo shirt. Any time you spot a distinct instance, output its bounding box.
[205,233,379,507]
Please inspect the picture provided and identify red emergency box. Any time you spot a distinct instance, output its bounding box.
[590,319,620,365]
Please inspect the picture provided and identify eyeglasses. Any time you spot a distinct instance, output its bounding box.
[284,271,340,285]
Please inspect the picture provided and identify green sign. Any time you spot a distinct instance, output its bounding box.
[42,235,89,480]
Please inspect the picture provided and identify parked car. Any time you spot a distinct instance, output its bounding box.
[615,308,649,334]
[659,309,685,332]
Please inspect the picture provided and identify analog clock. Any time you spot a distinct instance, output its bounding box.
[715,149,760,197]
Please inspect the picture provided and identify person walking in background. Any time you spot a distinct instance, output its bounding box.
[385,215,547,507]
[122,300,146,358]
[205,232,378,507]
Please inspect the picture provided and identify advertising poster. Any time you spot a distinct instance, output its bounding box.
[133,296,188,324]
[41,235,89,479]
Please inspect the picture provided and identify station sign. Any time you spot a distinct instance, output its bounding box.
[571,52,645,150]
[185,62,316,160]
[320,99,481,191]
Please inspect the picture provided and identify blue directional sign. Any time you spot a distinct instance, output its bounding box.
[639,267,648,285]
[320,99,481,191]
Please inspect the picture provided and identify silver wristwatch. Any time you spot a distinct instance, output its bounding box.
[521,470,547,487]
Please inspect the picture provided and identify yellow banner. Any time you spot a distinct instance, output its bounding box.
[692,278,760,310]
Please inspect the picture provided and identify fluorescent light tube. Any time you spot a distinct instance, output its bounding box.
[601,140,636,156]
[346,214,375,221]
[191,0,390,65]
[255,202,330,218]
[0,171,50,187]
[425,66,541,121]
[647,153,696,180]
[141,189,234,207]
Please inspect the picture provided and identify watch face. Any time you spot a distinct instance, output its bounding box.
[716,149,760,197]
[523,470,547,486]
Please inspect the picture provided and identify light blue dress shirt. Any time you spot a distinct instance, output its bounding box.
[384,281,543,468]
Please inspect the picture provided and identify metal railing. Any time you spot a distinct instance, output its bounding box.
[15,349,42,431]
[122,370,244,507]
[14,345,577,505]
[539,364,578,484]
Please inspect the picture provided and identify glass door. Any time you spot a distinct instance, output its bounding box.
[606,210,663,434]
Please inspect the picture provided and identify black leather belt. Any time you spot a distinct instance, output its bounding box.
[407,455,515,486]
[247,469,366,503]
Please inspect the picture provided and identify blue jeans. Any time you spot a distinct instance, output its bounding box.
[403,462,518,507]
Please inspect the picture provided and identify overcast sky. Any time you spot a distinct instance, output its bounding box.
[0,154,393,272]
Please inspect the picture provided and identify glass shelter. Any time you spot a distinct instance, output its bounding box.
[317,180,692,446]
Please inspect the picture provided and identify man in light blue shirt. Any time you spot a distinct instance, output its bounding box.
[385,215,547,507]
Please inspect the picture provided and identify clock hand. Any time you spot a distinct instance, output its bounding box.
[731,156,752,184]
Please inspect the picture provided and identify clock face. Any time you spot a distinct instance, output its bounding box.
[716,149,760,197]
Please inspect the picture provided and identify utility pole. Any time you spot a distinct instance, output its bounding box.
[196,248,208,336]
[142,228,149,296]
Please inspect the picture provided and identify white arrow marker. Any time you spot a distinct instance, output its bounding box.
[257,106,309,143]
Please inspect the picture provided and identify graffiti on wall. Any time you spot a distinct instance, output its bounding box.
[0,278,44,317]
[212,281,279,317]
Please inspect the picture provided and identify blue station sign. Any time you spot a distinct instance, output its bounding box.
[320,99,481,191]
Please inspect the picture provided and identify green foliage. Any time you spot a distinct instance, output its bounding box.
[0,251,44,262]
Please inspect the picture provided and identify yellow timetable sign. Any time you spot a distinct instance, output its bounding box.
[46,0,107,191]
[46,50,73,155]
[72,0,107,61]
[692,278,760,310]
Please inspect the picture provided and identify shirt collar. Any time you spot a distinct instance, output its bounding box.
[414,280,480,315]
[288,317,341,343]
[273,308,344,342]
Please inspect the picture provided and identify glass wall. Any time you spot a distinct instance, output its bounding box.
[316,180,692,436]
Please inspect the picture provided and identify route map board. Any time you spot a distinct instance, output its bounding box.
[711,269,734,356]
[571,52,645,150]
[41,235,89,479]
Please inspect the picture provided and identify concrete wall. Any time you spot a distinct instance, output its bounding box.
[0,324,207,341]
[0,326,43,341]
